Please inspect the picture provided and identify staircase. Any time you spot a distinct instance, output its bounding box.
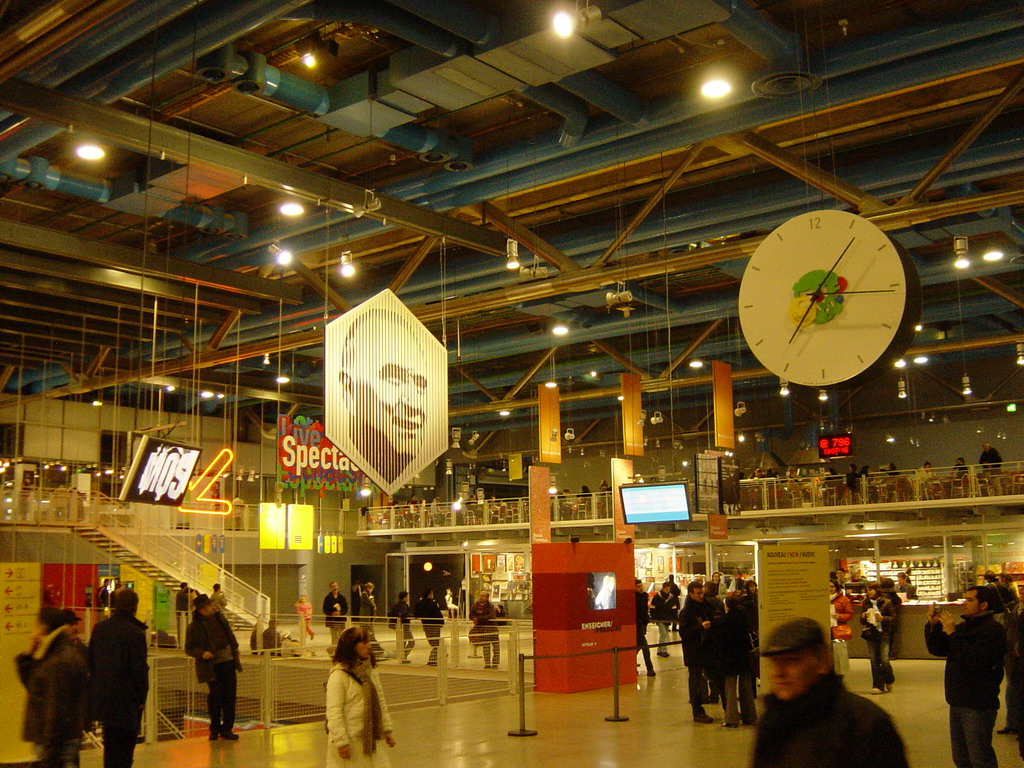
[74,523,266,634]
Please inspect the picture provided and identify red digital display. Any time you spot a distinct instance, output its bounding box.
[818,433,854,459]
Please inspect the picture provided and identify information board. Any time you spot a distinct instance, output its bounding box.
[0,562,41,764]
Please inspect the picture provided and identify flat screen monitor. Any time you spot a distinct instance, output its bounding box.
[587,572,617,610]
[620,481,691,525]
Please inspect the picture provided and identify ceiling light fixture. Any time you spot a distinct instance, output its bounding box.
[589,370,598,378]
[1016,342,1024,366]
[499,409,511,417]
[894,359,907,368]
[279,201,304,216]
[953,234,970,268]
[200,391,214,399]
[359,477,372,497]
[962,374,972,396]
[165,385,175,392]
[818,389,828,402]
[276,375,290,384]
[505,238,520,270]
[650,411,664,425]
[913,355,928,364]
[886,435,896,443]
[450,427,461,449]
[76,143,105,160]
[548,474,558,495]
[564,427,575,441]
[301,51,316,67]
[915,324,923,332]
[982,249,1004,262]
[700,78,732,99]
[552,10,575,37]
[545,380,557,388]
[779,378,790,396]
[262,353,271,366]
[339,251,356,277]
[91,399,102,406]
[270,243,292,265]
[689,359,704,369]
[552,322,569,336]
[215,392,225,399]
[898,378,907,399]
[738,433,746,443]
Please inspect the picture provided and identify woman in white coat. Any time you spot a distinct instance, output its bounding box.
[326,626,396,767]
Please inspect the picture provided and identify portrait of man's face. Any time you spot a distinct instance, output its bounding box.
[324,290,448,495]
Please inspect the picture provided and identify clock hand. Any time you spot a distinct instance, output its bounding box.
[788,236,856,345]
[806,289,897,296]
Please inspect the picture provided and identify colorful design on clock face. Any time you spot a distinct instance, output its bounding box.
[788,270,848,328]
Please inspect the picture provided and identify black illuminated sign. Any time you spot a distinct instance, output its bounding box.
[119,435,202,506]
[817,433,854,459]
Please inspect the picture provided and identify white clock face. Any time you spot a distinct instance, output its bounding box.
[738,210,920,387]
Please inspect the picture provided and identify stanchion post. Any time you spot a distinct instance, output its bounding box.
[604,647,629,722]
[507,653,537,737]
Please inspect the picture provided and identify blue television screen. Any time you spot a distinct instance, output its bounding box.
[620,482,691,525]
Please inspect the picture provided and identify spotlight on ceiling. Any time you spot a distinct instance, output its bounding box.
[1017,342,1024,366]
[499,409,511,417]
[818,389,828,402]
[953,234,970,269]
[165,385,175,392]
[91,399,103,406]
[733,401,747,418]
[552,10,575,37]
[589,370,599,378]
[215,392,225,399]
[700,78,732,99]
[545,380,558,389]
[894,359,907,368]
[468,431,480,446]
[279,201,304,216]
[552,322,569,336]
[262,353,271,366]
[913,355,928,364]
[650,411,664,425]
[564,427,575,441]
[450,427,461,449]
[915,324,923,332]
[548,474,558,495]
[982,249,1004,262]
[898,379,907,399]
[961,374,972,396]
[505,238,520,270]
[270,243,292,265]
[359,477,371,497]
[276,375,290,384]
[76,143,105,160]
[779,379,790,396]
[689,359,704,369]
[301,51,316,68]
[339,251,356,277]
[200,391,214,399]
[738,433,746,443]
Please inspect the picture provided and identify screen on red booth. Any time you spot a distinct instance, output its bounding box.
[817,433,854,459]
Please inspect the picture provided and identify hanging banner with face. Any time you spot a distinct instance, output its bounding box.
[324,289,448,496]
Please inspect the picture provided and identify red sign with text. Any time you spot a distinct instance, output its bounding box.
[817,433,854,459]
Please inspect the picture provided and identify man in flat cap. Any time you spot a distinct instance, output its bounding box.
[751,617,908,768]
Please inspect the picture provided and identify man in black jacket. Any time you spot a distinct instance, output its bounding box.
[752,617,907,768]
[88,589,149,768]
[926,584,1007,768]
[186,594,242,741]
[413,589,445,666]
[634,579,655,677]
[322,581,348,647]
[650,581,680,658]
[679,580,718,723]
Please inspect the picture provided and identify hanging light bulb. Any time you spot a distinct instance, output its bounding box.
[898,378,907,399]
[779,379,790,396]
[548,474,558,495]
[1016,342,1024,366]
[339,251,356,277]
[818,389,828,402]
[262,353,270,366]
[505,238,520,270]
[270,243,292,265]
[962,374,972,396]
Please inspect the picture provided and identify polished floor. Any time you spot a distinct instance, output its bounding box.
[82,657,1022,768]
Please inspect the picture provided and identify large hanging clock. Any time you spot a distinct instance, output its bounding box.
[738,209,921,387]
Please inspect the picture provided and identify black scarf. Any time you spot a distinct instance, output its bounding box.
[754,672,842,765]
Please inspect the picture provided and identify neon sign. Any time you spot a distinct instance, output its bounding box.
[178,448,234,516]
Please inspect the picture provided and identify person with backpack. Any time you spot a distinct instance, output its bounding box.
[388,592,414,662]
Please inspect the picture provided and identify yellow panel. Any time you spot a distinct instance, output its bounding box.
[259,502,287,550]
[620,373,643,456]
[537,385,561,464]
[287,504,315,550]
[119,564,154,619]
[712,361,736,449]
[0,562,40,764]
[508,452,523,481]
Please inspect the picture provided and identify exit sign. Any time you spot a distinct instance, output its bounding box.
[818,433,854,459]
